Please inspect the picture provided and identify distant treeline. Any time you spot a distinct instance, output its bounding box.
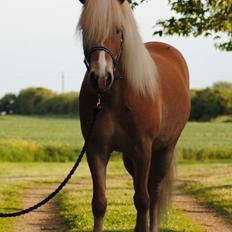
[190,81,232,121]
[0,88,79,115]
[0,81,232,120]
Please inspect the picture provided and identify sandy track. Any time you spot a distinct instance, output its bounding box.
[12,178,232,232]
[13,186,68,232]
[174,187,232,232]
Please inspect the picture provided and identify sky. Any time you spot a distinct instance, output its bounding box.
[0,0,231,97]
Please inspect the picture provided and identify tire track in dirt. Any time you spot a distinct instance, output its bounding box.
[12,176,232,232]
[174,183,232,232]
[13,186,69,232]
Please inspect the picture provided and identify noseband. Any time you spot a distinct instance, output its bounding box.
[83,34,124,80]
[84,46,120,71]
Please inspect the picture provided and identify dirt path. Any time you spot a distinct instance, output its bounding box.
[12,178,232,232]
[174,183,232,232]
[13,186,69,232]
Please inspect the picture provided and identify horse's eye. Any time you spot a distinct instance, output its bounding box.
[116,29,121,35]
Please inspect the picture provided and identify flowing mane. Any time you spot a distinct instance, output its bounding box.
[78,0,157,97]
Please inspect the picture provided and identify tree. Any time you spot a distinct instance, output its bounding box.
[213,81,232,91]
[154,0,232,51]
[17,88,55,115]
[190,88,227,120]
[128,0,232,51]
[212,81,232,114]
[0,93,17,114]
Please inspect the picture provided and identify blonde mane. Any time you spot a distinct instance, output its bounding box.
[78,0,157,97]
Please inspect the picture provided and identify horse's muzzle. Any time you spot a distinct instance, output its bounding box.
[89,71,114,93]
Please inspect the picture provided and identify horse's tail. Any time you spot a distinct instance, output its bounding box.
[158,150,176,222]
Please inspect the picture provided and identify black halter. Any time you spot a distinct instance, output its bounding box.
[83,31,124,80]
[84,46,119,71]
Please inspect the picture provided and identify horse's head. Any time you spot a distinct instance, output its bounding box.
[84,30,123,93]
[79,0,125,93]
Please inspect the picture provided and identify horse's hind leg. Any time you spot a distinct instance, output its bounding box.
[86,146,110,232]
[149,145,175,232]
[127,141,152,232]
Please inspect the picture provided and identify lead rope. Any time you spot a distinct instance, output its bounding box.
[0,97,102,218]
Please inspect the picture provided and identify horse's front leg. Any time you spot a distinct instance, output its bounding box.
[86,146,110,232]
[133,141,152,232]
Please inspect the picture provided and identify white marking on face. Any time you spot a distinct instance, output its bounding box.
[98,51,107,77]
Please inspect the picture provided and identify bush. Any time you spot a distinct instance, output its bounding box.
[49,92,79,115]
[213,81,232,115]
[190,88,227,121]
[16,88,55,115]
[16,88,79,115]
[0,93,17,114]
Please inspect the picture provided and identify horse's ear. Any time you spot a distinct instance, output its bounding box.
[79,0,85,4]
[118,0,125,3]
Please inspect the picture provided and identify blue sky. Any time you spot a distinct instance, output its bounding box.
[0,0,231,97]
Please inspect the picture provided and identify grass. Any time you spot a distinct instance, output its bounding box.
[0,160,202,232]
[0,182,25,232]
[58,158,202,232]
[178,160,232,222]
[0,162,75,232]
[0,116,232,161]
[177,121,232,149]
[0,115,231,230]
[0,115,232,150]
[0,115,83,146]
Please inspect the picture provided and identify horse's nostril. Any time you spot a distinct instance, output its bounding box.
[106,72,113,88]
[90,72,99,90]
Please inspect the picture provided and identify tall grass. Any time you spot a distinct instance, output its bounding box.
[0,139,80,162]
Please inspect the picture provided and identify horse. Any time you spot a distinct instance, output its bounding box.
[78,0,190,231]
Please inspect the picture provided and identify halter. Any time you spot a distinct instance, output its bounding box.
[83,33,124,80]
[84,46,119,71]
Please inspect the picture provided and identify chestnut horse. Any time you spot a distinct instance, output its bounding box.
[78,0,190,231]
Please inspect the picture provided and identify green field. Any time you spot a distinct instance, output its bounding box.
[0,116,232,149]
[0,116,232,161]
[0,116,83,146]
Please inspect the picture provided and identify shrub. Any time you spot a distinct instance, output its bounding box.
[17,88,55,115]
[0,93,17,114]
[190,88,227,121]
[16,88,79,115]
[49,92,79,115]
